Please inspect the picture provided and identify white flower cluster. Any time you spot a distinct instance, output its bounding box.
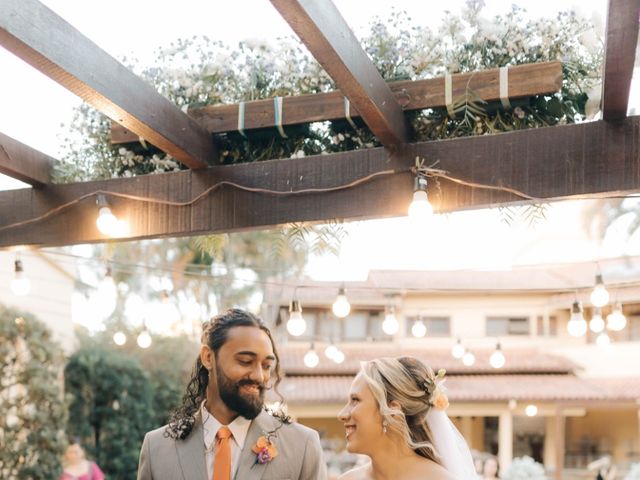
[625,463,640,480]
[501,456,548,480]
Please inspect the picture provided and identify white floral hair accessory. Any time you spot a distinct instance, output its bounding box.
[423,368,449,411]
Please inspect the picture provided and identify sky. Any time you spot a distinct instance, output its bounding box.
[2,0,639,284]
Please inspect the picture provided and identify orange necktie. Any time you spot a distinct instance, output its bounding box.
[213,426,233,480]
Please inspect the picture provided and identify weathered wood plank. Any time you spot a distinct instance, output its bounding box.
[0,132,52,186]
[1,118,639,248]
[601,0,640,120]
[270,0,410,147]
[0,0,216,169]
[111,62,562,143]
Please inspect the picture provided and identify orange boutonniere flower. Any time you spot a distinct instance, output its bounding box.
[433,392,450,411]
[252,436,278,465]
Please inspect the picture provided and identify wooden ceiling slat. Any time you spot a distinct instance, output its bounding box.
[0,132,53,187]
[270,0,410,147]
[1,118,639,248]
[111,62,562,143]
[0,0,217,169]
[601,0,640,120]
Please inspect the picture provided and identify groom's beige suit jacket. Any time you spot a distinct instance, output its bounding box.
[137,410,327,480]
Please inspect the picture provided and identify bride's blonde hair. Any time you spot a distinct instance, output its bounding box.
[360,356,441,463]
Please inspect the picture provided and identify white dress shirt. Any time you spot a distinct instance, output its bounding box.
[201,402,252,480]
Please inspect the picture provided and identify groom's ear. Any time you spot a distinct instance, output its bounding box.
[200,345,215,371]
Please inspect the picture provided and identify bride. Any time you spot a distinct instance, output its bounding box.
[337,356,477,480]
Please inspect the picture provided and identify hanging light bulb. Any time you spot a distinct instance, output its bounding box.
[96,194,129,237]
[525,404,538,417]
[567,301,587,337]
[451,338,466,359]
[113,330,127,346]
[137,329,152,349]
[10,257,31,296]
[287,299,306,336]
[93,267,118,320]
[303,344,319,368]
[589,308,605,333]
[606,302,627,331]
[489,342,506,369]
[596,332,611,347]
[462,350,475,366]
[332,286,351,318]
[590,274,610,307]
[332,349,345,364]
[411,319,427,338]
[408,172,433,221]
[325,343,339,360]
[382,306,399,335]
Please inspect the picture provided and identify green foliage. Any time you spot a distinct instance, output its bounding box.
[65,346,154,479]
[0,306,67,480]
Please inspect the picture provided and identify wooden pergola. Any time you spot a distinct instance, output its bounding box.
[0,0,638,250]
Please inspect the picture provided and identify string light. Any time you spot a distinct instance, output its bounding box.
[10,256,31,296]
[287,299,306,336]
[303,344,319,368]
[332,349,345,364]
[137,328,152,349]
[408,171,433,221]
[411,319,427,338]
[462,350,475,366]
[606,302,627,331]
[95,194,129,237]
[589,308,605,333]
[92,266,118,320]
[596,332,611,347]
[382,305,399,335]
[489,342,506,369]
[451,338,466,359]
[332,286,351,318]
[567,301,587,337]
[590,273,609,307]
[113,331,127,346]
[525,404,538,417]
[324,343,339,360]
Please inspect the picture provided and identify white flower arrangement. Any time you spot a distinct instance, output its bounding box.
[501,456,548,480]
[625,463,640,480]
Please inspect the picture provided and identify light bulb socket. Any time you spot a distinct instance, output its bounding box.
[337,286,346,296]
[14,259,24,273]
[495,342,502,351]
[594,273,604,286]
[96,194,109,208]
[414,175,428,193]
[571,301,583,314]
[289,299,302,314]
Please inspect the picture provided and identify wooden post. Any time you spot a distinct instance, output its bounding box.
[544,415,556,470]
[499,411,513,472]
[554,406,565,480]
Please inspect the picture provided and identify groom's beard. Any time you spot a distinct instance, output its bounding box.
[216,367,265,420]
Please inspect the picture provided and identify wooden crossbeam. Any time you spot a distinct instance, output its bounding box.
[111,61,562,143]
[0,132,52,187]
[1,117,639,248]
[0,0,216,169]
[601,0,640,120]
[270,0,410,147]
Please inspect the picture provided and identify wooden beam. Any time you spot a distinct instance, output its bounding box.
[601,0,640,120]
[0,0,216,169]
[0,132,52,187]
[0,117,639,248]
[270,0,410,147]
[112,62,562,143]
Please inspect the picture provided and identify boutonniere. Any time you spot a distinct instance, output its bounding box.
[251,435,278,465]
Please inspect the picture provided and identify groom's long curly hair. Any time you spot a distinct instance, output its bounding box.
[165,308,284,440]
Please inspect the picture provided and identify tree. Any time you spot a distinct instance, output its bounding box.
[65,346,154,479]
[0,305,67,479]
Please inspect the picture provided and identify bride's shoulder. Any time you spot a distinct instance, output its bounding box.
[421,459,458,480]
[337,463,371,480]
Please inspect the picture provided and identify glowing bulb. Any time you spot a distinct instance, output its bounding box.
[332,349,345,364]
[596,332,611,347]
[94,271,117,320]
[137,330,152,349]
[113,331,127,346]
[382,309,399,335]
[590,274,609,307]
[408,190,433,221]
[489,344,506,369]
[325,344,339,360]
[96,206,119,236]
[10,260,31,296]
[606,302,627,331]
[462,351,475,366]
[567,301,587,337]
[525,404,538,417]
[411,320,427,338]
[287,300,306,336]
[332,288,351,318]
[589,308,605,333]
[303,347,319,368]
[451,339,465,359]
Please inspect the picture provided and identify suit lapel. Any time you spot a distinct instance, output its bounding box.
[234,411,276,480]
[176,415,208,480]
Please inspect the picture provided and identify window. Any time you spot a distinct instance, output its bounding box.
[404,316,451,337]
[536,315,558,336]
[285,308,389,341]
[486,316,530,336]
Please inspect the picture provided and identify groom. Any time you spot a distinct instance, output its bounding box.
[137,308,326,480]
